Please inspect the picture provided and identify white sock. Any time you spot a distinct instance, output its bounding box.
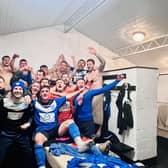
[74,136,94,152]
[39,166,46,168]
[74,136,83,146]
[74,136,88,152]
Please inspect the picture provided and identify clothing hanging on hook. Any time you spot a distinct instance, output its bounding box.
[116,82,134,135]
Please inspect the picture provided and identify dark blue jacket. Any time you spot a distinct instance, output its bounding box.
[74,80,120,121]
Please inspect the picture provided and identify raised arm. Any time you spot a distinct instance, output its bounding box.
[70,55,78,78]
[54,54,65,68]
[71,55,77,69]
[10,54,20,72]
[88,47,106,71]
[65,87,86,100]
[89,74,125,96]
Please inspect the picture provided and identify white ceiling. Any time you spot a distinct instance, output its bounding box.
[0,0,87,34]
[0,0,168,73]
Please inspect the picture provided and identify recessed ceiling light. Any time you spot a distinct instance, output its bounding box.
[133,32,145,42]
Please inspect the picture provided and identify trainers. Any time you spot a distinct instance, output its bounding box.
[98,140,111,154]
[78,139,95,153]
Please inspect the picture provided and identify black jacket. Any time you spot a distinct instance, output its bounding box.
[116,84,134,135]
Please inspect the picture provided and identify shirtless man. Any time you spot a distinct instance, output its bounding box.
[0,55,17,91]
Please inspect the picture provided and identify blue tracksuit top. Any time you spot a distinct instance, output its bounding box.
[33,96,66,132]
[74,80,120,121]
[21,71,32,86]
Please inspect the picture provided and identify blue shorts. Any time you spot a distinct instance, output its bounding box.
[76,120,95,138]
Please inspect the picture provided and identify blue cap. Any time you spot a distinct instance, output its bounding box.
[11,81,25,93]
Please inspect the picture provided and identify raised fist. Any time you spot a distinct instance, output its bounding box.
[12,54,20,59]
[88,47,97,55]
[117,74,125,80]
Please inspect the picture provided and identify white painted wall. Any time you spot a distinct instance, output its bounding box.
[157,74,168,137]
[0,25,134,71]
[158,74,168,103]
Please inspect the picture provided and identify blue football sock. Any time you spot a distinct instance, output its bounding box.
[34,144,46,167]
[69,122,80,139]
